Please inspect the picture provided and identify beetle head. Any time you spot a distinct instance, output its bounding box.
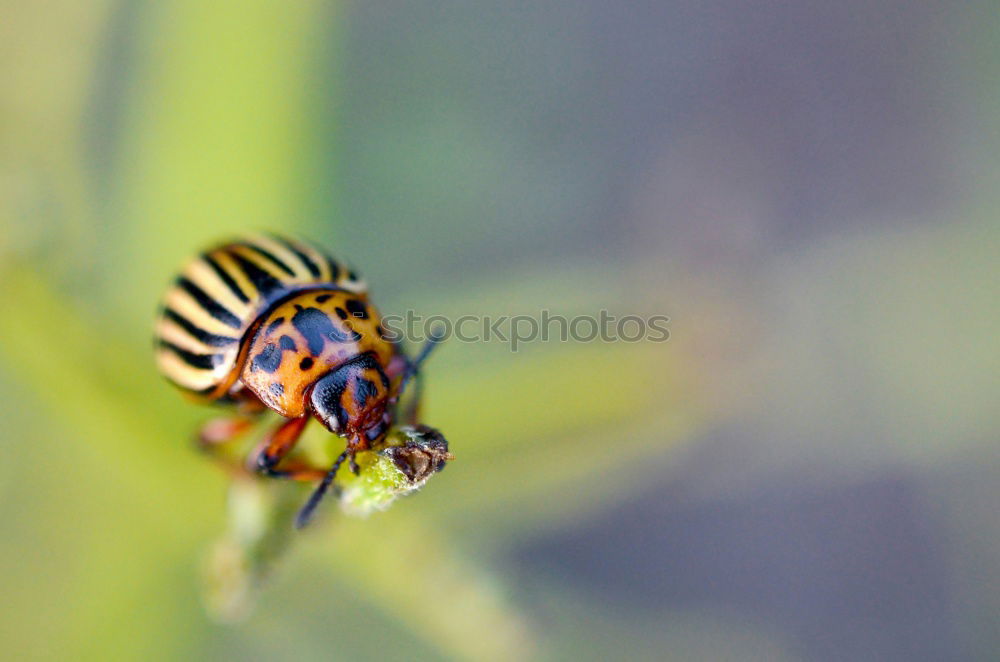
[308,353,390,445]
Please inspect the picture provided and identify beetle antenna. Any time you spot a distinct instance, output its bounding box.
[397,326,445,399]
[295,449,349,528]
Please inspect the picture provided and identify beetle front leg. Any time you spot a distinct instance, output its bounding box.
[388,334,442,425]
[254,459,328,482]
[252,416,311,479]
[386,354,421,424]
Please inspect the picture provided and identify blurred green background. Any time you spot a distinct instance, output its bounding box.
[1,1,998,660]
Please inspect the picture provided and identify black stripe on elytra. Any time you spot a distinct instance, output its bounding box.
[159,340,222,370]
[241,241,296,277]
[162,308,238,347]
[202,254,249,304]
[269,234,322,279]
[318,250,341,280]
[230,251,284,298]
[176,277,242,329]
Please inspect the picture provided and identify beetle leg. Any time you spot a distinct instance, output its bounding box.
[385,354,409,379]
[198,416,327,482]
[255,460,328,482]
[386,354,420,422]
[396,332,443,398]
[195,388,268,466]
[253,416,310,478]
[198,416,256,447]
[195,416,261,478]
[391,332,443,424]
[398,376,424,425]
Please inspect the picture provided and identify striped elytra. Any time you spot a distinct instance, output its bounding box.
[154,234,366,400]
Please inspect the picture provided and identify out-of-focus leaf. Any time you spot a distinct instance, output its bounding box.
[307,513,540,662]
[0,267,537,660]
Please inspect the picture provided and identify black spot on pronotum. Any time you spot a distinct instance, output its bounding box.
[315,294,332,303]
[342,325,363,342]
[269,383,285,397]
[334,307,348,320]
[354,377,379,409]
[347,270,358,281]
[376,324,386,339]
[345,299,368,319]
[292,306,345,354]
[266,317,285,334]
[251,343,283,373]
[279,335,297,352]
[299,357,314,371]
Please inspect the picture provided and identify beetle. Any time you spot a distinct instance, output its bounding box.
[154,234,443,526]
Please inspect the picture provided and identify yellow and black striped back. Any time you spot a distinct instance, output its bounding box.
[154,234,365,399]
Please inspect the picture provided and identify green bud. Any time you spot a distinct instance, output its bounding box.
[338,424,453,517]
[201,424,452,620]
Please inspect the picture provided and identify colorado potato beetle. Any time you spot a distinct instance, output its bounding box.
[155,234,444,526]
